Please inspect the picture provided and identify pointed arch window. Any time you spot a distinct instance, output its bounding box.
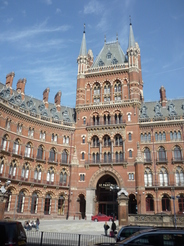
[25,142,32,158]
[17,191,25,213]
[0,157,4,175]
[58,195,65,215]
[178,194,184,213]
[34,165,42,182]
[129,150,132,158]
[144,168,152,187]
[44,194,51,215]
[47,167,54,183]
[173,146,182,161]
[62,150,68,163]
[2,134,9,151]
[60,169,67,186]
[144,147,151,162]
[146,194,154,211]
[158,147,166,162]
[13,139,20,155]
[5,189,12,212]
[159,167,168,186]
[21,163,29,180]
[175,167,184,186]
[49,148,56,162]
[162,194,171,211]
[31,192,38,214]
[37,145,44,160]
[9,160,16,178]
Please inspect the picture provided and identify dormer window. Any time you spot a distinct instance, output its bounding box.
[112,57,118,65]
[98,59,104,67]
[106,51,112,59]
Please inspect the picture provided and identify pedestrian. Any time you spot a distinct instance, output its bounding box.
[36,218,40,231]
[110,219,116,237]
[104,221,109,236]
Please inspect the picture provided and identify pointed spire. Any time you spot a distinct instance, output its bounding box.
[79,23,87,56]
[128,17,136,49]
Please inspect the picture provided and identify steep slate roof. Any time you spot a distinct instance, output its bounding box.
[128,23,136,49]
[140,99,184,120]
[0,82,75,123]
[92,41,126,68]
[79,30,87,56]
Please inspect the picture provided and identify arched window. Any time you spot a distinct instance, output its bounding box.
[83,117,86,125]
[173,146,182,161]
[0,157,4,175]
[144,168,152,187]
[62,150,68,163]
[25,142,32,158]
[82,136,85,143]
[159,167,168,186]
[103,135,111,147]
[104,152,107,163]
[178,194,184,213]
[129,150,132,158]
[175,167,184,186]
[13,139,20,155]
[128,133,132,141]
[82,152,85,159]
[58,195,65,215]
[9,160,16,177]
[140,133,144,142]
[21,163,29,180]
[60,169,67,186]
[128,113,131,122]
[158,147,166,162]
[49,148,56,162]
[47,167,54,183]
[5,189,12,212]
[144,147,151,162]
[37,145,44,160]
[34,165,42,182]
[17,191,25,213]
[31,192,38,214]
[44,194,51,215]
[92,136,100,147]
[2,134,9,151]
[162,194,171,211]
[146,194,154,212]
[155,132,158,141]
[114,134,122,146]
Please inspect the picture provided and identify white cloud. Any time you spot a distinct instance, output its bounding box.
[44,0,52,5]
[56,8,61,14]
[84,0,103,15]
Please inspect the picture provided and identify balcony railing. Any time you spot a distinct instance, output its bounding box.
[48,158,58,165]
[171,157,184,164]
[85,158,127,165]
[36,156,46,163]
[156,158,168,164]
[144,158,152,164]
[12,149,23,159]
[87,119,126,127]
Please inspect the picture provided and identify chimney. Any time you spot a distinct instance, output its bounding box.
[43,88,50,108]
[16,78,27,100]
[6,72,15,88]
[54,91,62,111]
[160,86,167,107]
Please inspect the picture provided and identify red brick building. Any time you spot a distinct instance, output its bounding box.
[0,23,184,220]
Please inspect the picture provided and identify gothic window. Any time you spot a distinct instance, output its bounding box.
[104,114,111,125]
[25,142,32,158]
[92,153,100,163]
[115,113,122,124]
[141,133,144,143]
[115,134,122,146]
[5,118,11,130]
[58,195,64,215]
[175,167,184,186]
[0,157,4,174]
[129,150,132,158]
[47,167,54,183]
[98,59,104,66]
[9,160,16,177]
[21,163,29,180]
[94,84,100,95]
[31,192,38,214]
[104,83,110,94]
[155,132,158,142]
[178,194,184,213]
[93,115,100,125]
[112,57,118,65]
[148,133,151,142]
[162,194,171,211]
[82,152,85,159]
[146,194,154,212]
[178,131,181,140]
[170,131,173,140]
[39,130,45,140]
[173,146,182,161]
[60,169,67,185]
[2,134,9,151]
[92,136,100,147]
[83,117,86,124]
[44,193,51,215]
[62,150,68,163]
[17,123,22,134]
[159,167,168,186]
[37,145,44,160]
[13,139,20,155]
[158,146,166,161]
[106,51,112,59]
[17,191,25,213]
[128,133,132,141]
[5,189,12,212]
[34,165,42,182]
[144,147,151,162]
[128,113,131,122]
[144,168,152,187]
[103,135,111,147]
[82,136,85,144]
[49,148,56,162]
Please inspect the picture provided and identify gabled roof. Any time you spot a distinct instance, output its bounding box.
[92,41,126,68]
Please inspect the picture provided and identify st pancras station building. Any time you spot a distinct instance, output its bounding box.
[0,22,184,223]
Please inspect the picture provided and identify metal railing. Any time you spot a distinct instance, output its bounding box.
[26,231,116,246]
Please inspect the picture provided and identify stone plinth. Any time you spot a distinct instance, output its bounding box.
[117,193,129,226]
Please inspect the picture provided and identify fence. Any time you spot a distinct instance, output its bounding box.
[26,231,116,246]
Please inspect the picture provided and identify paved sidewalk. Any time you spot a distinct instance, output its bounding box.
[20,218,119,235]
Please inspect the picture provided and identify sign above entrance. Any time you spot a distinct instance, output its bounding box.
[99,182,111,190]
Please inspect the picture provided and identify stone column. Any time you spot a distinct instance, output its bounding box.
[117,192,129,226]
[85,188,95,220]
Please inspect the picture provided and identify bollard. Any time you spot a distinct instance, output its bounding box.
[78,234,81,246]
[40,231,43,246]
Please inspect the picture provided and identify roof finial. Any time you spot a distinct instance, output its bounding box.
[129,15,132,25]
[83,23,86,33]
[104,35,106,43]
[116,33,118,41]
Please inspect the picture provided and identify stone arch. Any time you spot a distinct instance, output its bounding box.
[89,167,124,189]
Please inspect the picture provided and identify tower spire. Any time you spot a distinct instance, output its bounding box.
[79,23,87,56]
[128,18,136,49]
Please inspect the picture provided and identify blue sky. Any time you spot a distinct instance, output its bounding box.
[0,0,184,108]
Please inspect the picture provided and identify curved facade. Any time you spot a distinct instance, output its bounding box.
[0,23,184,220]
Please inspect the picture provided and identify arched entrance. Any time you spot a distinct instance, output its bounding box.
[79,194,86,219]
[96,174,118,218]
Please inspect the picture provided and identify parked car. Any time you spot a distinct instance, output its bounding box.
[117,228,184,246]
[116,225,153,242]
[0,220,27,246]
[91,213,114,222]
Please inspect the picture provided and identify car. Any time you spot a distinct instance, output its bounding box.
[117,228,184,246]
[116,225,153,242]
[0,220,27,246]
[91,213,114,222]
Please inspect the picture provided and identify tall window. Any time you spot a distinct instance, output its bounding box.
[173,146,182,161]
[47,167,54,183]
[175,167,184,186]
[13,139,20,155]
[25,142,32,158]
[158,147,166,162]
[178,194,184,213]
[49,148,56,162]
[162,194,171,211]
[2,134,9,151]
[34,165,42,182]
[92,136,100,147]
[60,169,67,185]
[44,194,51,215]
[129,150,132,158]
[17,123,22,134]
[31,192,38,214]
[146,194,154,211]
[62,150,68,163]
[144,147,151,162]
[82,136,85,144]
[82,152,85,159]
[21,163,29,180]
[128,113,131,122]
[144,168,153,187]
[37,145,44,160]
[103,135,111,147]
[58,195,65,215]
[115,134,122,146]
[128,133,132,141]
[0,157,4,175]
[5,189,12,212]
[17,191,25,213]
[159,167,168,186]
[9,160,16,177]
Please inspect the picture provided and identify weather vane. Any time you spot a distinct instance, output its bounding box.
[84,23,86,33]
[129,15,132,25]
